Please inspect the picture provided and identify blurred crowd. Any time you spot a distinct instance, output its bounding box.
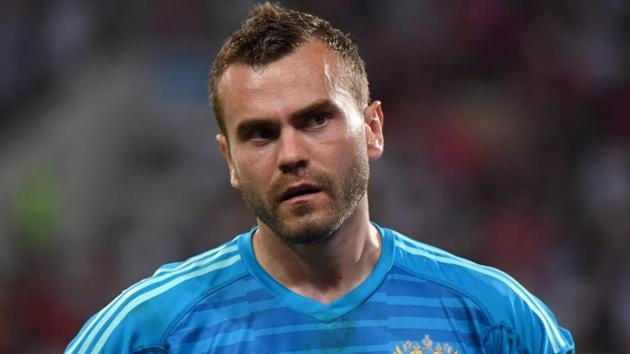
[1,0,629,353]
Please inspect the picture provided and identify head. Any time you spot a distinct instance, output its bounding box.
[210,2,369,136]
[210,3,384,244]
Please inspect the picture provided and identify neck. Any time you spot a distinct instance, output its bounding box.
[252,197,381,304]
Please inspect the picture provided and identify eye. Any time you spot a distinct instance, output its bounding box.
[306,113,330,128]
[250,127,275,141]
[246,127,278,145]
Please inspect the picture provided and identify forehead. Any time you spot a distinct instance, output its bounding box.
[217,41,353,134]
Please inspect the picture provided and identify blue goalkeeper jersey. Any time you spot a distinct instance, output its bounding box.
[66,224,574,353]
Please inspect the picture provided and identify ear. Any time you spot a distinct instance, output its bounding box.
[216,134,240,189]
[363,100,384,160]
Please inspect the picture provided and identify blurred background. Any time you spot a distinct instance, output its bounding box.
[1,0,629,352]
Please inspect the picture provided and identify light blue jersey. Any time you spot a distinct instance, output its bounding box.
[66,225,574,353]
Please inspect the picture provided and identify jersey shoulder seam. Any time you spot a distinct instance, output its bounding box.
[481,323,528,354]
[131,345,168,354]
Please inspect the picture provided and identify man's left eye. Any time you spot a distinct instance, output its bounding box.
[308,113,328,127]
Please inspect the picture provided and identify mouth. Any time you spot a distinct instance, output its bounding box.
[280,184,322,202]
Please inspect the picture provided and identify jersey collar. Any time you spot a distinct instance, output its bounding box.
[237,223,394,323]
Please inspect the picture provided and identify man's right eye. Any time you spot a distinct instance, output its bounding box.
[249,128,276,143]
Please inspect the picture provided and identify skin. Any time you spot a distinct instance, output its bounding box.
[216,40,384,303]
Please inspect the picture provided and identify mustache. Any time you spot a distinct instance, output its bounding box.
[269,170,333,203]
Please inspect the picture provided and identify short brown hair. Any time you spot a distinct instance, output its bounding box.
[209,2,370,135]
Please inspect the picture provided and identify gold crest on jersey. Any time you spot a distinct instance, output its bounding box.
[393,335,459,354]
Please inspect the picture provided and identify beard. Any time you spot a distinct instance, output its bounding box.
[238,153,369,245]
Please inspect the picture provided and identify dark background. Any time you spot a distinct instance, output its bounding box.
[1,0,629,352]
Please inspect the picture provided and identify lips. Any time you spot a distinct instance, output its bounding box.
[280,184,322,202]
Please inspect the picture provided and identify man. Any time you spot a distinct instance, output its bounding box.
[66,3,574,353]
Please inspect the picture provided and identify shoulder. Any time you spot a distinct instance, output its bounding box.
[386,228,575,354]
[65,237,248,354]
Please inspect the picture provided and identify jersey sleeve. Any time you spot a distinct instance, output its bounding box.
[389,230,575,354]
[65,239,246,354]
[481,295,575,354]
[63,302,170,354]
[63,270,191,353]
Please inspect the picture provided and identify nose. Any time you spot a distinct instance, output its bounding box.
[277,128,308,174]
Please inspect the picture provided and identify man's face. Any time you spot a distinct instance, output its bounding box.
[216,40,383,244]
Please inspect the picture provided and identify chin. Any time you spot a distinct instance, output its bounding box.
[280,226,335,245]
[275,212,342,245]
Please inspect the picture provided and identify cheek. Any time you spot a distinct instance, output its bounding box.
[325,138,366,173]
[233,151,274,183]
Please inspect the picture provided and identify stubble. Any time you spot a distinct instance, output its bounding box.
[239,151,369,244]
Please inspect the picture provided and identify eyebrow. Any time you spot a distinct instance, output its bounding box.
[234,99,341,141]
[290,99,340,121]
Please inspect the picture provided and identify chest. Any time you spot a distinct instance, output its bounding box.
[164,291,488,353]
